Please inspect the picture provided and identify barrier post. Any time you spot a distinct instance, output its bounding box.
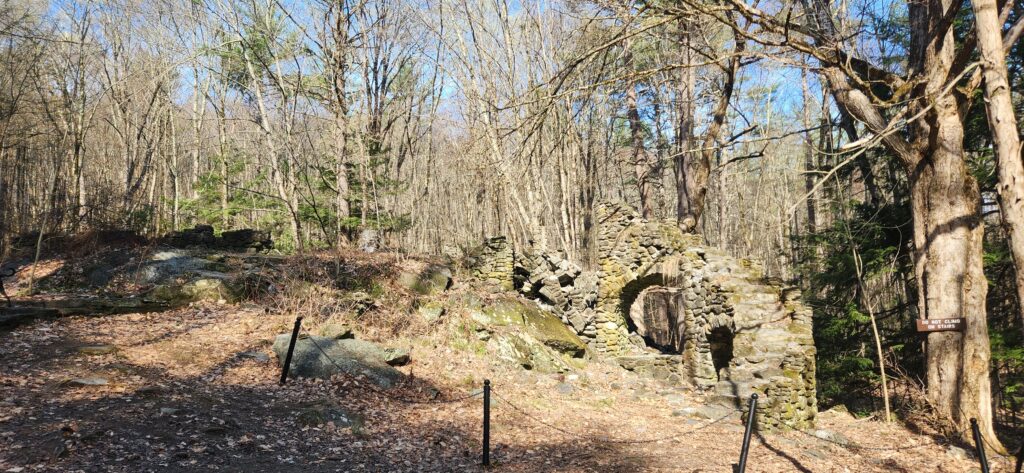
[736,393,758,473]
[483,379,491,466]
[970,418,991,473]
[279,317,303,385]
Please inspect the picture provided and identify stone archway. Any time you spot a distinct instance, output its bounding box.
[466,202,819,430]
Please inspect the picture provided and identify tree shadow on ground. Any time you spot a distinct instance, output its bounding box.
[0,334,679,473]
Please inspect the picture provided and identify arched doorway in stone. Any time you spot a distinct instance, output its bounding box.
[619,274,686,353]
[707,326,734,381]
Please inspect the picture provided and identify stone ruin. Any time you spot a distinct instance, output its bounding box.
[163,225,273,252]
[467,203,817,430]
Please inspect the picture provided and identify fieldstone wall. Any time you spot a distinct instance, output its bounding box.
[464,202,817,430]
[465,237,515,292]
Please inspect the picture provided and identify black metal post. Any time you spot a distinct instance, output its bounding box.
[279,316,303,385]
[736,393,758,473]
[482,379,491,466]
[971,418,991,473]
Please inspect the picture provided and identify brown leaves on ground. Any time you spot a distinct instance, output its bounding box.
[0,250,1010,471]
[0,302,1007,472]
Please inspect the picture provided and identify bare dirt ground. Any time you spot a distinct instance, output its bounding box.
[1,300,1013,473]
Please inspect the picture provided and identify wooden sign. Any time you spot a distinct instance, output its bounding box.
[916,318,965,333]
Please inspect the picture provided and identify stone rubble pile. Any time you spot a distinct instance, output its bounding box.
[513,249,599,340]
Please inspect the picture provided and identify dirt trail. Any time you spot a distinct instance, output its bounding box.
[0,300,1007,472]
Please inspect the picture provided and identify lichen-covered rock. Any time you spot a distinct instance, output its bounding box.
[471,297,586,357]
[416,302,446,324]
[397,264,453,296]
[272,335,406,388]
[135,250,213,284]
[149,277,238,304]
[490,332,572,373]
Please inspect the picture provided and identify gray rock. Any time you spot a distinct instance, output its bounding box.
[804,448,827,460]
[357,228,380,253]
[67,377,108,387]
[382,348,411,366]
[159,407,181,416]
[555,382,574,396]
[416,303,446,324]
[135,251,212,284]
[239,351,271,363]
[318,322,354,340]
[679,405,732,420]
[945,445,969,460]
[148,277,238,305]
[398,264,452,296]
[297,402,365,431]
[77,345,117,356]
[813,429,851,446]
[272,335,406,388]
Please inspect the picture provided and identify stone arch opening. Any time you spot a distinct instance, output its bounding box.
[708,326,734,381]
[618,274,687,354]
[629,286,684,352]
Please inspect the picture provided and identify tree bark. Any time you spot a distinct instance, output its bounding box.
[674,18,696,231]
[678,21,743,230]
[970,0,1024,338]
[624,38,654,219]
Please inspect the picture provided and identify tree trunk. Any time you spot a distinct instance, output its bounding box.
[908,101,998,445]
[674,18,696,231]
[624,38,654,219]
[679,22,743,230]
[970,0,1024,339]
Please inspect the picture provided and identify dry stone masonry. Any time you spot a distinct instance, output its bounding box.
[465,236,515,292]
[466,202,817,430]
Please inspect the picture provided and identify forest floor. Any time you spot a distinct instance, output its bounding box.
[0,250,1016,472]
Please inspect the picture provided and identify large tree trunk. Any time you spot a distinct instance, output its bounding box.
[970,0,1024,337]
[910,135,996,444]
[813,5,1000,443]
[905,0,998,445]
[678,22,742,230]
[624,38,654,219]
[674,19,696,231]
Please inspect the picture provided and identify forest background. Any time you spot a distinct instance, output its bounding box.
[2,0,1024,445]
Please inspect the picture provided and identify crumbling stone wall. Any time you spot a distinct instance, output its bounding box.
[465,202,817,430]
[465,237,514,292]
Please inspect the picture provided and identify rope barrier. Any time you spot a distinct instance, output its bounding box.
[492,388,742,445]
[280,318,1013,470]
[303,332,484,405]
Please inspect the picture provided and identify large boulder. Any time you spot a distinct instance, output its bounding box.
[272,335,407,388]
[397,264,453,296]
[466,296,588,374]
[148,277,239,304]
[471,297,587,357]
[135,250,213,284]
[490,331,573,373]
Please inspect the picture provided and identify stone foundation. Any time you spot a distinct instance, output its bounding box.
[466,202,817,430]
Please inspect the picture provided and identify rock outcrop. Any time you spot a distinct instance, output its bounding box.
[397,264,453,296]
[467,296,587,373]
